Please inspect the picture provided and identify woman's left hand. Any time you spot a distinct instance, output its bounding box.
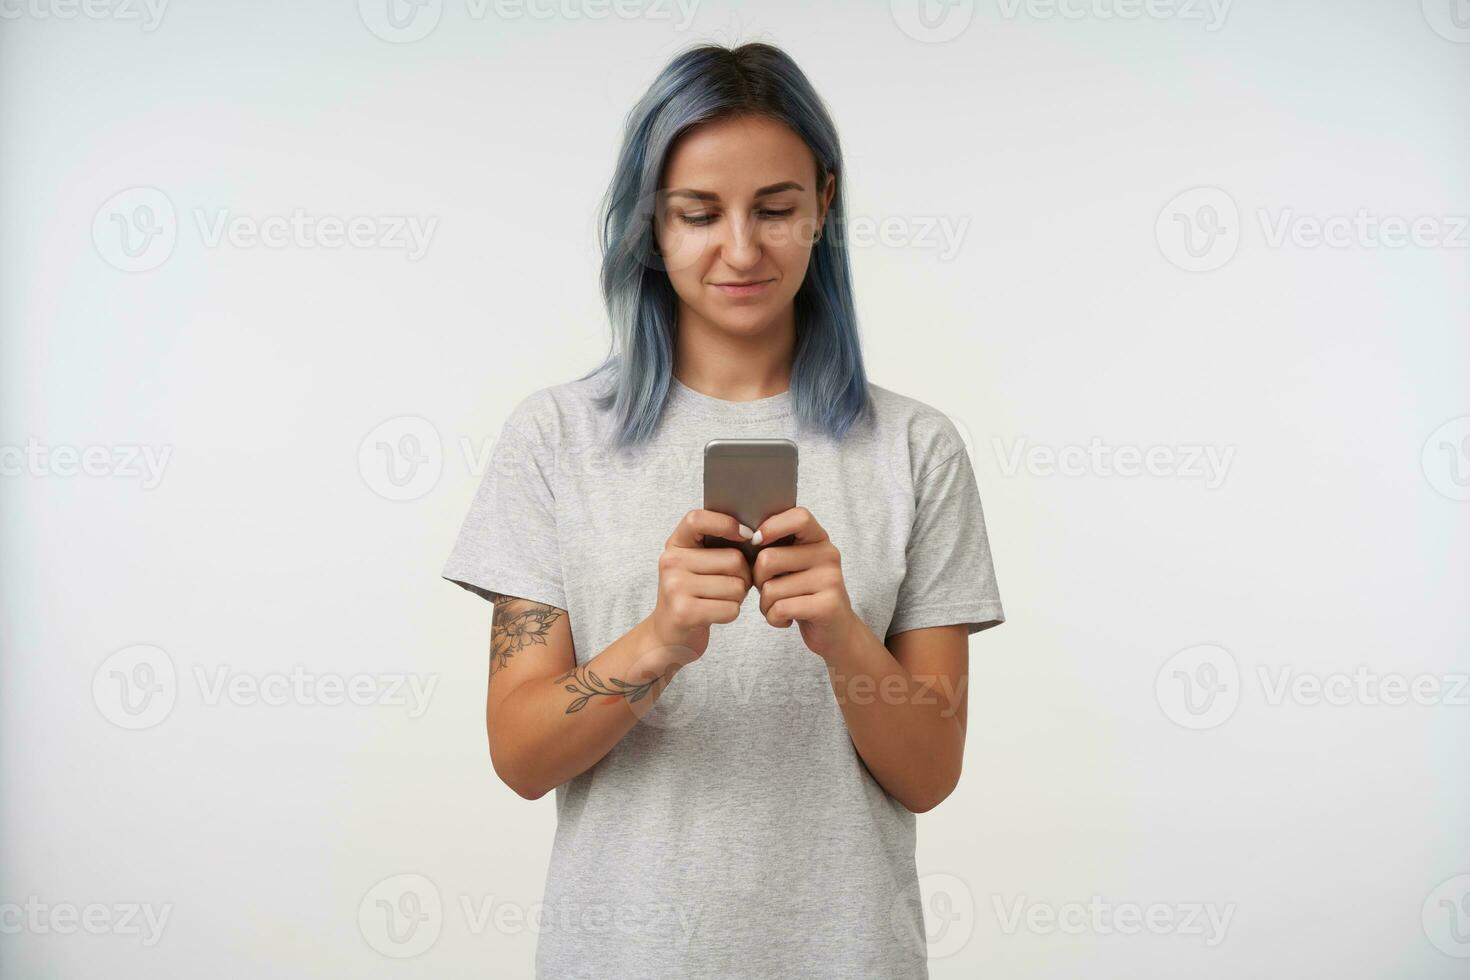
[750,506,858,660]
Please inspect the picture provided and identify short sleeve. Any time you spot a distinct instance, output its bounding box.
[441,419,567,610]
[885,441,1005,639]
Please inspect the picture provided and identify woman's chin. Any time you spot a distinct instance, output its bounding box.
[711,315,779,338]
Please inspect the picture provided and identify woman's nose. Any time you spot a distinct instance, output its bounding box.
[718,214,762,265]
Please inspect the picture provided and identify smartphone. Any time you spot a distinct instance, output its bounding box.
[702,438,799,564]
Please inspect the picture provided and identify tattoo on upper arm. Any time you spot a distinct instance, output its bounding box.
[487,594,658,713]
[489,594,565,676]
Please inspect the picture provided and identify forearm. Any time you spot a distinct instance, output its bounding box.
[490,614,681,799]
[823,615,966,812]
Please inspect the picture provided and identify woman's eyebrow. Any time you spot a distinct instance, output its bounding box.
[664,180,805,202]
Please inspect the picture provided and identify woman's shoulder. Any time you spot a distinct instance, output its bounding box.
[499,373,612,448]
[863,381,971,468]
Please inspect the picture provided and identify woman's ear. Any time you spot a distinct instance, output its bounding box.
[818,170,836,230]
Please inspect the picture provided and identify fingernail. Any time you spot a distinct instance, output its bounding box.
[750,529,763,545]
[737,523,754,539]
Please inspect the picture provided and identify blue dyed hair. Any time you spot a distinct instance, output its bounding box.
[575,41,874,448]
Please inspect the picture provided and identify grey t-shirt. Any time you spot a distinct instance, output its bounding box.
[442,373,1005,979]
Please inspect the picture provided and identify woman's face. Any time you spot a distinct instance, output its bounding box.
[654,114,835,337]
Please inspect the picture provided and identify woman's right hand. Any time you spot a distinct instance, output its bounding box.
[646,509,754,669]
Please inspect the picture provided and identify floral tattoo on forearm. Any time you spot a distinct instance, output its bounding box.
[489,594,564,677]
[554,666,656,714]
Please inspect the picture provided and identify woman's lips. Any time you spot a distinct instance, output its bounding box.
[712,279,773,297]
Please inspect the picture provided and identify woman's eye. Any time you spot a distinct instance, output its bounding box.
[677,208,795,227]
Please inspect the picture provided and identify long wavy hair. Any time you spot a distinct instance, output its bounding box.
[575,41,874,449]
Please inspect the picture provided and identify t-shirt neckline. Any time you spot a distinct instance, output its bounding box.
[667,375,794,423]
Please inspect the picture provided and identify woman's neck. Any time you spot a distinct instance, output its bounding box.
[672,305,796,400]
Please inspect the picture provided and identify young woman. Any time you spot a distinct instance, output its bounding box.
[443,41,1005,979]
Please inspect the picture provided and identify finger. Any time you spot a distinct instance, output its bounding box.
[668,508,754,549]
[686,595,743,626]
[751,541,827,588]
[683,572,752,603]
[670,544,754,580]
[765,592,821,629]
[751,506,826,548]
[757,566,826,618]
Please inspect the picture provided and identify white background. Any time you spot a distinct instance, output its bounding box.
[2,1,1467,977]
